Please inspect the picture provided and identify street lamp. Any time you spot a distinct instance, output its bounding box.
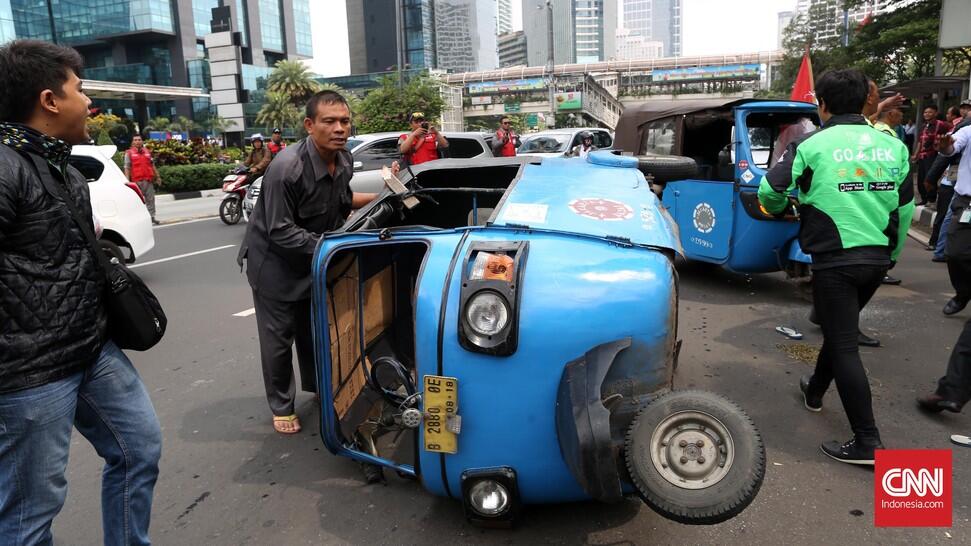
[538,1,555,128]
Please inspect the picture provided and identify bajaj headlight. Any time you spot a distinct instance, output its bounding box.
[465,291,509,336]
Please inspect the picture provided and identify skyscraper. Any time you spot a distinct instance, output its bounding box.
[436,0,498,72]
[0,0,312,124]
[795,0,893,42]
[523,0,616,66]
[497,0,513,35]
[619,0,681,58]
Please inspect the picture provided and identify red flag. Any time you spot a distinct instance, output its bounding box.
[790,49,816,104]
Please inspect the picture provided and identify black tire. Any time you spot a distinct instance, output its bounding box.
[99,239,126,263]
[636,154,698,184]
[625,390,765,525]
[219,196,242,225]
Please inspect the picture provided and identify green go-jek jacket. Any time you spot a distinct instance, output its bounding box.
[758,114,914,265]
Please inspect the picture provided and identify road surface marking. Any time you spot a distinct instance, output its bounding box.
[130,244,236,269]
[233,308,256,317]
[154,216,220,229]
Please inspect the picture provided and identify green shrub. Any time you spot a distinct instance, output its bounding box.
[157,163,231,193]
[112,151,125,169]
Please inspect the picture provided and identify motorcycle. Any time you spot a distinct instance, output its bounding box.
[219,165,250,225]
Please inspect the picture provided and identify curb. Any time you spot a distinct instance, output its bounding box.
[912,204,936,228]
[156,189,223,202]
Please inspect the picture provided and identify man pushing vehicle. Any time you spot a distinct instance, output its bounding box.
[757,68,914,466]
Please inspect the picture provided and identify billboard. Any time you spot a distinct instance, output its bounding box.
[470,96,493,105]
[467,78,546,95]
[652,63,761,82]
[555,92,582,111]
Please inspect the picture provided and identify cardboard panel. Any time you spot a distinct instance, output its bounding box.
[363,266,393,344]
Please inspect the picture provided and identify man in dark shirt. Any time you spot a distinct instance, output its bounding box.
[912,105,951,205]
[238,90,377,434]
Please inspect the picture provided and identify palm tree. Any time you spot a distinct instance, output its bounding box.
[144,116,170,132]
[169,115,196,135]
[267,60,320,106]
[256,91,302,133]
[199,114,232,137]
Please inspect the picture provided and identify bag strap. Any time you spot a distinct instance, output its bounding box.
[21,150,112,272]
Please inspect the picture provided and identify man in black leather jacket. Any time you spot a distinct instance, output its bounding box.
[0,40,161,545]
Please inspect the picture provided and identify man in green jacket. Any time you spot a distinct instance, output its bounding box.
[758,69,914,466]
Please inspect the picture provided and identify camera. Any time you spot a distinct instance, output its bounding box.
[421,122,429,130]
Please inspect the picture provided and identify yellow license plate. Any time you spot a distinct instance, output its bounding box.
[423,375,458,454]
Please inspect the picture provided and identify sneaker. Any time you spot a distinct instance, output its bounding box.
[799,375,822,412]
[932,255,946,263]
[857,331,880,347]
[820,437,883,466]
[881,275,901,285]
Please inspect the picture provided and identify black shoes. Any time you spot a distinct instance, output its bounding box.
[943,298,968,316]
[857,332,881,347]
[917,393,962,413]
[881,275,901,285]
[151,218,161,225]
[820,437,884,466]
[800,375,823,412]
[932,255,947,263]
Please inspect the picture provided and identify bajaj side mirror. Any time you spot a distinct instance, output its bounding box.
[353,161,363,171]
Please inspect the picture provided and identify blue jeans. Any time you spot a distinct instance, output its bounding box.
[935,191,955,259]
[0,341,162,546]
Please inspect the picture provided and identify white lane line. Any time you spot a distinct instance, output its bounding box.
[233,308,256,317]
[129,244,236,269]
[153,217,220,229]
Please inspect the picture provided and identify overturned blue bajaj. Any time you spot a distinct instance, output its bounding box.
[311,152,765,526]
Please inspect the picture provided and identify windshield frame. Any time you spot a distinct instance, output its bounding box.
[518,133,572,153]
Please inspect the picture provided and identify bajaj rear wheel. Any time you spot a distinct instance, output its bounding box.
[625,390,765,525]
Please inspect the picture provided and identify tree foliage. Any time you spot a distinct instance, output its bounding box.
[256,91,303,133]
[354,75,446,134]
[86,113,126,144]
[267,60,321,106]
[771,0,970,96]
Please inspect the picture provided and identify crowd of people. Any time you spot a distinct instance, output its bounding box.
[1,38,970,543]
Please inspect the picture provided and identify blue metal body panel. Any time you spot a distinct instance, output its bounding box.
[663,102,817,273]
[493,154,679,252]
[311,154,679,505]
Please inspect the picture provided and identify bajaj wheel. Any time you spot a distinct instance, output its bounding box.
[219,196,242,225]
[99,239,126,263]
[624,390,765,525]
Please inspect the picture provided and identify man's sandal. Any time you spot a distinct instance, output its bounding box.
[951,434,970,448]
[273,414,301,434]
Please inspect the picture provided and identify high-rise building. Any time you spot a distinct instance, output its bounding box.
[615,28,663,60]
[497,0,513,35]
[498,30,528,67]
[524,0,616,67]
[619,0,681,57]
[795,0,892,42]
[777,10,794,49]
[436,0,498,72]
[0,0,312,125]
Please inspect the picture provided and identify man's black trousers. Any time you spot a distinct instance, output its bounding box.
[252,292,317,416]
[807,264,887,443]
[935,317,971,409]
[917,156,938,204]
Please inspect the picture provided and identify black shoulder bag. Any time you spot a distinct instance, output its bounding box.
[26,152,167,351]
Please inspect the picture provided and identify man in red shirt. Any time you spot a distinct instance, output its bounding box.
[912,105,951,205]
[493,116,518,157]
[267,127,286,157]
[124,134,161,224]
[398,112,448,166]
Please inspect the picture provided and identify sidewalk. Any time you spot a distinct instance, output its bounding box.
[156,188,223,202]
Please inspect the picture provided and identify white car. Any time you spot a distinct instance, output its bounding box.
[68,145,155,263]
[517,128,614,159]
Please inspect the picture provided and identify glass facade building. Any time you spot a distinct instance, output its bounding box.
[0,0,313,128]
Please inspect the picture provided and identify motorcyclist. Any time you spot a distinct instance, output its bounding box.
[569,131,597,158]
[267,128,286,157]
[243,133,272,179]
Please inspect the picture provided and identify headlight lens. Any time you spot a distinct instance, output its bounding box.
[468,480,510,516]
[465,292,509,336]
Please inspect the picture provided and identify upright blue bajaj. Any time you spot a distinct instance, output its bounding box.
[614,99,821,282]
[310,152,765,526]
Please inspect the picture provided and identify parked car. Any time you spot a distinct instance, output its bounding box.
[68,145,155,263]
[516,128,614,158]
[242,131,496,220]
[309,152,765,526]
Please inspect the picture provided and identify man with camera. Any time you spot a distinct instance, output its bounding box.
[398,112,448,167]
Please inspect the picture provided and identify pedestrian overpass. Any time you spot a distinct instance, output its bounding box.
[440,51,784,131]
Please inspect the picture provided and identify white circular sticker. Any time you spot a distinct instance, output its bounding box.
[693,202,716,234]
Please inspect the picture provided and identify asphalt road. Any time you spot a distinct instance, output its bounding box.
[51,215,969,545]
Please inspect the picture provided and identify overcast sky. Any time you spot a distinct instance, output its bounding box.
[308,0,797,77]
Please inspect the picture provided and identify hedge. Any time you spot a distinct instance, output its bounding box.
[157,163,231,193]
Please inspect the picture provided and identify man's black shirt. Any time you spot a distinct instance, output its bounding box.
[238,138,353,301]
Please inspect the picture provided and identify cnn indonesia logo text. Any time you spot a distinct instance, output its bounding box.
[875,450,952,527]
